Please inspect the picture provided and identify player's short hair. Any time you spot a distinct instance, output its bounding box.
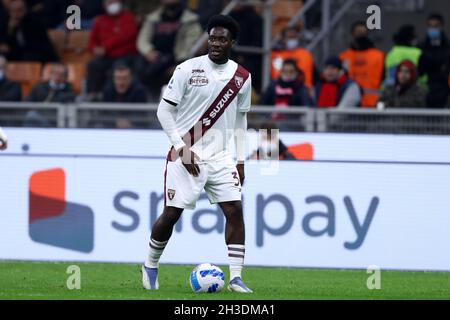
[207,14,240,40]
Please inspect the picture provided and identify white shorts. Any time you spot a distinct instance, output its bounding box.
[164,157,242,210]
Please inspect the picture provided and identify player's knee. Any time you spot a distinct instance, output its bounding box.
[162,207,183,225]
[222,201,243,222]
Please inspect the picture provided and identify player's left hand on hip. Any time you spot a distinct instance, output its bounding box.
[236,163,245,186]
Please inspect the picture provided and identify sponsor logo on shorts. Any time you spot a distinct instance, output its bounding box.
[168,189,176,200]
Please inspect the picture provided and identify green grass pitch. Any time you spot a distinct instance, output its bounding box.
[0,261,449,300]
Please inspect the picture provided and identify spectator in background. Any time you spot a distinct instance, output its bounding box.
[340,21,384,108]
[0,0,58,62]
[0,55,21,101]
[418,13,450,108]
[0,0,11,22]
[102,64,147,103]
[24,63,75,127]
[27,63,75,103]
[271,26,315,89]
[250,121,296,161]
[385,25,422,86]
[126,0,160,25]
[188,0,223,29]
[87,0,138,99]
[314,56,361,108]
[136,0,202,100]
[259,59,313,120]
[229,2,263,92]
[378,60,426,108]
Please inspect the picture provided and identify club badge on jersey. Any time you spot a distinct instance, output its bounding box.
[167,189,176,200]
[235,76,244,89]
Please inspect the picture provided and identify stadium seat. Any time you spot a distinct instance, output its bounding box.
[42,63,86,95]
[62,31,92,64]
[272,0,303,38]
[47,29,67,59]
[6,62,42,98]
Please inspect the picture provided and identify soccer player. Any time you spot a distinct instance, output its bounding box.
[0,127,7,150]
[141,14,253,293]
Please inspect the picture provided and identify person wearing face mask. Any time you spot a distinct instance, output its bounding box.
[314,56,361,108]
[339,21,384,108]
[418,13,450,108]
[26,63,75,103]
[136,0,202,100]
[271,26,315,88]
[87,0,139,99]
[378,59,426,108]
[385,25,423,87]
[0,55,21,102]
[259,59,313,128]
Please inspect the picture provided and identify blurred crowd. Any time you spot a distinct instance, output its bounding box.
[0,0,449,128]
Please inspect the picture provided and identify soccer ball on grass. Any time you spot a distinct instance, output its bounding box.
[189,263,225,293]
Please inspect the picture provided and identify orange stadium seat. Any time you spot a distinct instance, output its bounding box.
[47,29,67,59]
[61,31,92,65]
[6,62,42,98]
[272,0,303,38]
[42,63,86,95]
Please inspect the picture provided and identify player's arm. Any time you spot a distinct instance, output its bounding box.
[0,127,8,150]
[156,99,200,177]
[156,98,186,151]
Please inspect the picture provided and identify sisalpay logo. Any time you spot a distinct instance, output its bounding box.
[29,168,94,253]
[112,191,379,250]
[210,88,234,118]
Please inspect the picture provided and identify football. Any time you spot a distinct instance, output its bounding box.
[189,263,225,293]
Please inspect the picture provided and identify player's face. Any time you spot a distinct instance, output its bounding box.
[208,27,235,64]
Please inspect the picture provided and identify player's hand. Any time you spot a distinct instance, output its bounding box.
[236,163,245,186]
[0,140,7,150]
[178,147,200,177]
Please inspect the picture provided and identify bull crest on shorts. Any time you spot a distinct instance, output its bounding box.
[235,76,244,88]
[168,189,176,200]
